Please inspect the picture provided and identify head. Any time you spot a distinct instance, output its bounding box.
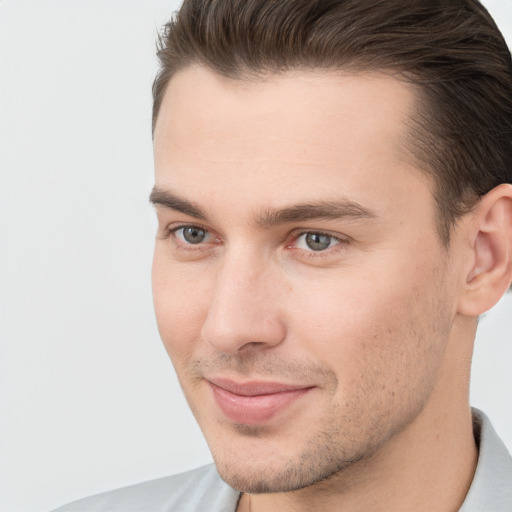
[150,0,512,496]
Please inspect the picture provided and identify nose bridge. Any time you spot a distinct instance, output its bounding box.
[201,248,286,354]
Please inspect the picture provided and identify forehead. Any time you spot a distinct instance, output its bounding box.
[154,65,416,156]
[153,66,433,226]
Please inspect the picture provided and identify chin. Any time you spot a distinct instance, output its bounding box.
[210,437,362,494]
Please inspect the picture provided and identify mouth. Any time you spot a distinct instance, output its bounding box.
[206,377,314,425]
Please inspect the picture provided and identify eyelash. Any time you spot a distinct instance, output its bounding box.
[163,225,220,253]
[163,224,349,257]
[289,231,348,258]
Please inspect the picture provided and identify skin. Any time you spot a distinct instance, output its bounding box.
[152,66,512,511]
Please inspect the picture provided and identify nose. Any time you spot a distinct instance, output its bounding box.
[200,253,287,355]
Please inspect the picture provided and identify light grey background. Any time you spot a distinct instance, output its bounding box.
[0,1,511,511]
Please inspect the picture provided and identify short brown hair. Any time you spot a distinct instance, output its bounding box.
[152,0,512,244]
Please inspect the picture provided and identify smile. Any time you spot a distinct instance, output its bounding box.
[207,377,313,425]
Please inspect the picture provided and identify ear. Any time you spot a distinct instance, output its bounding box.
[457,184,512,317]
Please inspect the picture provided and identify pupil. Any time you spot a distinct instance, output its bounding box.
[183,227,206,244]
[305,233,331,251]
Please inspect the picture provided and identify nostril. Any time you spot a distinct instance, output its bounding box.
[237,341,269,354]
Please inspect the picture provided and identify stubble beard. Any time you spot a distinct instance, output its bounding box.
[195,336,446,495]
[211,398,426,495]
[181,284,452,496]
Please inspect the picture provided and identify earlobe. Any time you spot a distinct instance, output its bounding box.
[458,184,512,317]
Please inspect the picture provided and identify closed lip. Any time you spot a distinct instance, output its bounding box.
[205,376,314,425]
[206,376,313,396]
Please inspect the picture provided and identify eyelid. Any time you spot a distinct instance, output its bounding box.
[287,229,350,256]
[296,232,340,248]
[171,225,212,243]
[291,228,347,243]
[160,225,218,257]
[163,221,207,235]
[159,221,205,240]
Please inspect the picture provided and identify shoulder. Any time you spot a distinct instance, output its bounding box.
[51,464,240,512]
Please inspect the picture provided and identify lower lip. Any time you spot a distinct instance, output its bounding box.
[209,383,311,425]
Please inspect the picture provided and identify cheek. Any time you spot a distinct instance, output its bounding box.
[291,279,405,365]
[288,261,450,394]
[152,250,211,361]
[287,280,442,439]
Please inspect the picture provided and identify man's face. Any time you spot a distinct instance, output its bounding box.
[152,67,461,493]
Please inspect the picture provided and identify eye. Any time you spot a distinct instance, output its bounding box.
[295,232,341,252]
[174,226,210,244]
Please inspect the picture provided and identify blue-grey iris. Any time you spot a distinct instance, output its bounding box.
[183,227,206,244]
[305,233,331,251]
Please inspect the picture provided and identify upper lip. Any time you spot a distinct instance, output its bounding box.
[206,376,312,396]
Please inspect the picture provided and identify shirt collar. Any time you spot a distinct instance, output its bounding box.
[459,409,512,511]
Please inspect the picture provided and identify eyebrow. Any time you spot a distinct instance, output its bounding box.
[150,187,207,220]
[150,186,378,227]
[257,200,377,228]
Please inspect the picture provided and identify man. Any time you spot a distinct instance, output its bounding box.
[54,0,512,510]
